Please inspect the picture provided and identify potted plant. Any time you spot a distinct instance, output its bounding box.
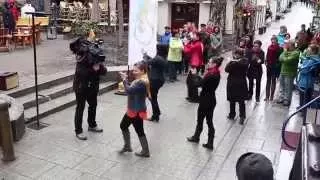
[71,21,101,37]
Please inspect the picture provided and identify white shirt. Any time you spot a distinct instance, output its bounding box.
[21,4,35,18]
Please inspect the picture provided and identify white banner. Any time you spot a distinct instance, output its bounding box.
[128,0,158,66]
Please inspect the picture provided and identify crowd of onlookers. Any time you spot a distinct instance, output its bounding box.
[158,22,223,83]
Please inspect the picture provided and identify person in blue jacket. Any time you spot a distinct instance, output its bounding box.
[297,44,320,108]
[277,26,288,47]
[159,26,172,45]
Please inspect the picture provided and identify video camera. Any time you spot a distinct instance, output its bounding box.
[70,37,105,65]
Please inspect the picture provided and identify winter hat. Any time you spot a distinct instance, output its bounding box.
[236,152,274,180]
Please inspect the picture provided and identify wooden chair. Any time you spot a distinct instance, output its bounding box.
[13,27,32,48]
[0,28,12,52]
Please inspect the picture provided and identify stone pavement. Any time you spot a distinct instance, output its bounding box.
[0,4,315,180]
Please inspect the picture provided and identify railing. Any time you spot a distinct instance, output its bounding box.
[282,95,320,149]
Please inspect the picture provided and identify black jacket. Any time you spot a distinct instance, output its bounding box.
[225,58,249,102]
[73,60,107,94]
[195,73,220,106]
[248,50,265,78]
[145,55,167,82]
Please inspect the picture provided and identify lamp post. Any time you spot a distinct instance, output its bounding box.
[25,12,51,129]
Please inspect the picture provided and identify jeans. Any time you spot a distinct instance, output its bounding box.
[120,114,145,137]
[229,101,246,118]
[168,61,180,80]
[248,77,262,100]
[279,75,295,103]
[265,75,277,101]
[150,79,164,118]
[74,90,98,134]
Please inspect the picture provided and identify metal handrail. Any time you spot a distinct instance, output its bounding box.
[281,95,320,149]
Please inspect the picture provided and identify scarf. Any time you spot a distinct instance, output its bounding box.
[204,66,220,78]
[130,73,151,99]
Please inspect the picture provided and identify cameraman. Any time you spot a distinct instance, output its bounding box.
[71,38,107,140]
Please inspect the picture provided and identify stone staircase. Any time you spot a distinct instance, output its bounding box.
[6,67,123,124]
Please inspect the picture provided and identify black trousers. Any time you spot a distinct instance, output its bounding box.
[194,101,216,138]
[74,90,98,134]
[248,76,262,100]
[168,61,180,80]
[150,79,164,118]
[229,101,246,118]
[266,75,277,100]
[120,114,145,137]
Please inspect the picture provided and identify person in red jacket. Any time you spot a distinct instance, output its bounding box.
[184,32,204,73]
[9,0,19,21]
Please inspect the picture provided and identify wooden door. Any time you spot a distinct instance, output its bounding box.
[171,3,199,31]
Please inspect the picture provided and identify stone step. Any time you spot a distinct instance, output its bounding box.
[7,73,74,98]
[24,81,118,123]
[16,81,74,110]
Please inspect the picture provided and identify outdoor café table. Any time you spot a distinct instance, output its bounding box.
[13,33,32,48]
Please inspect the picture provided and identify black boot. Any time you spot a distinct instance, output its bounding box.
[119,130,132,153]
[239,117,245,125]
[135,136,150,158]
[149,115,159,122]
[202,131,214,150]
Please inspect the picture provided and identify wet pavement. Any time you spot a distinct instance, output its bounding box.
[0,4,315,180]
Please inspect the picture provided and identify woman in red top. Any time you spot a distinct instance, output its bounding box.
[9,0,19,21]
[184,32,204,73]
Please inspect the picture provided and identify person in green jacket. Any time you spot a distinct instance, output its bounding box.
[167,31,183,82]
[276,41,300,106]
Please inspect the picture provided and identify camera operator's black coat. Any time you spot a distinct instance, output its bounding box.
[73,59,107,134]
[73,61,107,93]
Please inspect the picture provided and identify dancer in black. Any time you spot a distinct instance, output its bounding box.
[226,49,249,125]
[144,45,167,122]
[187,57,223,150]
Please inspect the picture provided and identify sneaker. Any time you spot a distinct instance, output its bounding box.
[256,99,260,103]
[76,133,87,140]
[187,136,200,143]
[88,126,103,133]
[264,98,269,101]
